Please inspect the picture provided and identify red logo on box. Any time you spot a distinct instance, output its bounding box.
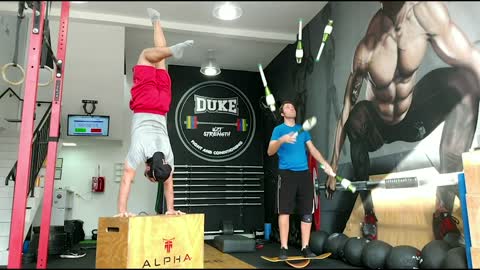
[163,238,175,253]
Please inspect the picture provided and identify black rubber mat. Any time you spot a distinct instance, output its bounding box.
[1,241,361,269]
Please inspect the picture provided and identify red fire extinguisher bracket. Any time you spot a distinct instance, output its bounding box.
[92,165,105,192]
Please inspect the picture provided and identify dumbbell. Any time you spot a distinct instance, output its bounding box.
[184,115,248,132]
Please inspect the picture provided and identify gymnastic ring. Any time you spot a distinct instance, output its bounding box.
[38,65,54,87]
[1,62,25,86]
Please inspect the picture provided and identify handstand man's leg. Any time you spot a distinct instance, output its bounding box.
[149,8,167,69]
[137,8,194,68]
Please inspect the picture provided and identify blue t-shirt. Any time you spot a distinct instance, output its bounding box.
[270,123,312,171]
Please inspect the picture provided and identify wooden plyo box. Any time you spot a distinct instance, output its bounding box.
[342,167,465,249]
[462,150,480,194]
[96,214,204,268]
[471,247,480,269]
[467,194,480,247]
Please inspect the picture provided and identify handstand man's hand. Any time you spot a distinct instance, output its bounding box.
[165,209,186,215]
[114,212,137,218]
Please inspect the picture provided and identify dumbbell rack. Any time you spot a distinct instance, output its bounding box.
[172,165,264,237]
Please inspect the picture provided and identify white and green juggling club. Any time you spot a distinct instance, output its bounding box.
[320,164,357,193]
[296,19,303,64]
[258,64,276,112]
[316,20,333,62]
[293,116,317,138]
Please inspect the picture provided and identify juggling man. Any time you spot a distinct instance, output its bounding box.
[268,100,336,259]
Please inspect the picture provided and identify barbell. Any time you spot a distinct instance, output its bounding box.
[184,115,248,132]
[316,170,460,192]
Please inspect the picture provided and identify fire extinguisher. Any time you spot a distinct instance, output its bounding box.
[92,165,105,192]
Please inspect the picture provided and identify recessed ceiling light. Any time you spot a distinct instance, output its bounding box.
[213,2,243,21]
[201,66,221,76]
[62,142,77,147]
[71,1,88,4]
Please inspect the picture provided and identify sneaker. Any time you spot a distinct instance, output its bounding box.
[301,245,316,258]
[278,247,288,260]
[59,251,86,259]
[433,209,460,240]
[361,212,378,240]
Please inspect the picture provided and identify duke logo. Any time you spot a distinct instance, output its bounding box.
[175,81,256,162]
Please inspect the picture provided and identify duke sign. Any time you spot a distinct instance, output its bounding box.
[175,81,256,162]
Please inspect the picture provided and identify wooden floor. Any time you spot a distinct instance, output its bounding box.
[343,167,464,250]
[204,244,255,269]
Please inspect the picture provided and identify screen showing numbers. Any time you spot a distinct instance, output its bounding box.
[67,115,110,136]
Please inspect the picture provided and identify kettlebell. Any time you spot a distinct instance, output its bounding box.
[92,229,98,240]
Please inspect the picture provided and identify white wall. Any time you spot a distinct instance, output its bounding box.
[0,14,28,130]
[0,13,55,133]
[0,16,144,238]
[34,19,126,142]
[40,69,151,236]
[33,74,141,239]
[1,14,127,141]
[49,139,159,238]
[48,21,139,238]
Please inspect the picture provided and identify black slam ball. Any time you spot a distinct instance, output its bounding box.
[344,236,370,267]
[386,245,422,269]
[309,230,330,255]
[362,240,393,269]
[420,240,450,269]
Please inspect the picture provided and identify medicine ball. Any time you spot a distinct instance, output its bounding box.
[386,245,421,269]
[443,232,465,249]
[420,240,450,269]
[344,236,370,267]
[362,239,392,269]
[324,232,349,260]
[309,230,329,255]
[441,246,467,269]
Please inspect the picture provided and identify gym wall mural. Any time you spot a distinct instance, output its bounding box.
[167,64,266,232]
[262,1,480,248]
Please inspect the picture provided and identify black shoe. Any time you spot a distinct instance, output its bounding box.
[279,247,288,260]
[301,245,316,258]
[362,212,378,240]
[432,209,460,240]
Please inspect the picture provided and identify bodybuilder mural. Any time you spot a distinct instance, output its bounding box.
[326,1,480,242]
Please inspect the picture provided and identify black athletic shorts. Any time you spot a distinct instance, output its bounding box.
[276,169,314,215]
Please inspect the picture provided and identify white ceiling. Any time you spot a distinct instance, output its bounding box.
[0,1,328,72]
